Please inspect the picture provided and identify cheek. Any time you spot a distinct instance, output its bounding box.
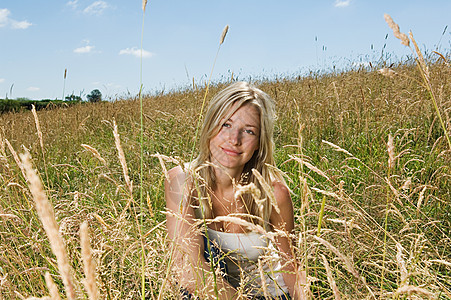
[246,138,260,153]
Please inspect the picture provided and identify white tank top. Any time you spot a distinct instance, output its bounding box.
[206,227,289,297]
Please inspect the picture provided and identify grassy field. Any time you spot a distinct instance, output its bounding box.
[0,55,450,299]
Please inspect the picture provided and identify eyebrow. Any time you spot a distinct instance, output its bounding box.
[226,118,259,128]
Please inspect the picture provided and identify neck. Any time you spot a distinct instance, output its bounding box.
[213,165,243,192]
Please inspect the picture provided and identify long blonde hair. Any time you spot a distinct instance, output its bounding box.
[191,81,284,230]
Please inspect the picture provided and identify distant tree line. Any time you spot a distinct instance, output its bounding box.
[0,89,102,114]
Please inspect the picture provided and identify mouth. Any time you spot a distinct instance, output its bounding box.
[221,147,241,156]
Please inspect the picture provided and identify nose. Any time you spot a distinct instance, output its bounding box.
[228,128,241,145]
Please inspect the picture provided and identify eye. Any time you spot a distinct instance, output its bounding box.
[222,122,231,128]
[244,129,255,135]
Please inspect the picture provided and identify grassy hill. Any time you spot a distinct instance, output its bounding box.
[0,59,449,299]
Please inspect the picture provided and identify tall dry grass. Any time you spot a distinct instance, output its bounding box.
[0,31,449,300]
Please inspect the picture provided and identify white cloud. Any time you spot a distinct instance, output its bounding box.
[334,0,351,7]
[66,0,79,9]
[74,45,94,53]
[119,47,153,58]
[27,87,40,92]
[0,78,5,83]
[0,9,10,27]
[11,20,32,29]
[0,8,32,29]
[83,1,108,15]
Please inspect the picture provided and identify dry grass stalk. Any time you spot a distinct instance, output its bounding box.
[311,187,340,201]
[220,25,229,45]
[257,258,270,299]
[289,155,330,181]
[5,138,27,180]
[81,144,107,166]
[386,179,402,206]
[0,129,6,156]
[31,105,45,152]
[234,182,263,216]
[44,272,62,300]
[429,259,451,268]
[313,236,361,281]
[251,168,280,214]
[142,0,147,12]
[322,140,353,157]
[113,120,132,195]
[396,243,408,285]
[387,134,395,170]
[417,186,427,209]
[147,192,154,217]
[93,213,110,229]
[394,285,433,297]
[384,14,410,46]
[19,152,77,300]
[80,221,100,300]
[234,182,261,200]
[152,153,171,181]
[321,254,341,300]
[300,177,310,215]
[400,177,411,192]
[409,31,429,77]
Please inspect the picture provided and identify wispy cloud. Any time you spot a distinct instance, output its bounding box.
[0,78,5,83]
[27,87,40,92]
[0,8,32,29]
[11,20,32,29]
[74,45,94,54]
[334,0,351,8]
[119,47,153,58]
[0,9,9,27]
[83,1,109,15]
[66,0,79,9]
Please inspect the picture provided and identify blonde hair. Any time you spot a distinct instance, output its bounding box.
[192,81,284,230]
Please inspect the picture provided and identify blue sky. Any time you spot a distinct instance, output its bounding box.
[0,0,449,100]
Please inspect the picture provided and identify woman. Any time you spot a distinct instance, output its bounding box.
[165,82,306,299]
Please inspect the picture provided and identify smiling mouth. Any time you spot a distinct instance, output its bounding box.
[221,147,241,156]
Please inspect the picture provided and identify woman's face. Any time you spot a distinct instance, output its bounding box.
[209,103,260,172]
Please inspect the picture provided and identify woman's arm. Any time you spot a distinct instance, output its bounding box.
[270,181,307,300]
[165,166,240,299]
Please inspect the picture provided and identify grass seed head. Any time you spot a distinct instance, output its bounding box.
[45,272,62,300]
[81,144,107,166]
[31,105,45,151]
[20,152,77,300]
[219,25,229,45]
[321,254,341,300]
[384,14,410,47]
[409,31,430,77]
[387,134,395,170]
[80,221,99,300]
[113,120,132,195]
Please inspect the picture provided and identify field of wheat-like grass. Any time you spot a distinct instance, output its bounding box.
[0,53,450,299]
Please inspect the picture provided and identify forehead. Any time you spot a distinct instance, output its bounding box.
[227,103,260,126]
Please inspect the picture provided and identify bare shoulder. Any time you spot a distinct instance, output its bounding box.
[167,165,185,180]
[165,165,191,196]
[167,164,195,184]
[272,180,292,208]
[270,180,294,231]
